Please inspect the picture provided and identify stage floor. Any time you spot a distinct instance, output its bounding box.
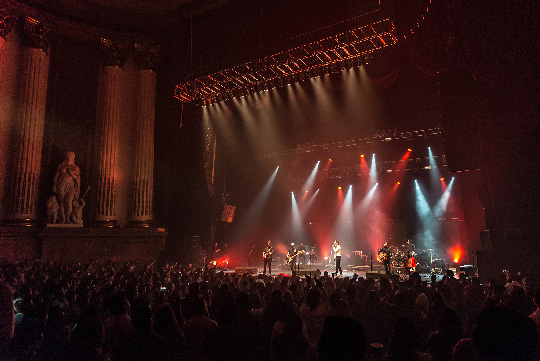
[222,264,446,282]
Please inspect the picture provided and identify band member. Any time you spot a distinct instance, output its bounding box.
[297,242,306,265]
[332,240,342,276]
[380,241,392,275]
[287,243,298,276]
[262,240,274,275]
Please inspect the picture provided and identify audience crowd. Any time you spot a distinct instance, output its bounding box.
[0,260,539,361]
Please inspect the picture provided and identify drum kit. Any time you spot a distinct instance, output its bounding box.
[391,246,415,269]
[390,243,445,273]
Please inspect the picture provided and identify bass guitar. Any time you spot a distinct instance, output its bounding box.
[262,248,274,259]
[286,250,305,263]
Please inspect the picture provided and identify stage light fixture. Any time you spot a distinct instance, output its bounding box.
[338,187,342,190]
[408,149,412,152]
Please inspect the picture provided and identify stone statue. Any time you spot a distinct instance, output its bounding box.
[46,196,59,224]
[69,186,90,224]
[52,151,80,224]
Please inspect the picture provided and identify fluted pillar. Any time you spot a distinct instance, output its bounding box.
[129,45,158,227]
[95,39,126,227]
[6,17,50,226]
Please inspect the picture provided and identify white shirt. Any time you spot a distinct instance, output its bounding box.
[333,244,341,257]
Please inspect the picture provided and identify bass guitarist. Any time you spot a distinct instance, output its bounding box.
[287,243,301,276]
[262,240,274,275]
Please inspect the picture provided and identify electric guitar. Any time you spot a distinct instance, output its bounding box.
[286,250,305,263]
[377,250,391,263]
[262,248,274,259]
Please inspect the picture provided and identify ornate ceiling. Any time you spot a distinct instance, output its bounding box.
[4,0,234,37]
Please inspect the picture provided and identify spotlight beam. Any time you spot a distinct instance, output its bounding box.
[433,177,455,217]
[235,167,279,235]
[301,161,320,195]
[428,147,442,186]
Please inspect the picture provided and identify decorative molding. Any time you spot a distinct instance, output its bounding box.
[0,8,17,40]
[21,16,53,53]
[133,43,159,71]
[100,38,127,68]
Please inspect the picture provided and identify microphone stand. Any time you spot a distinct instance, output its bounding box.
[247,244,255,266]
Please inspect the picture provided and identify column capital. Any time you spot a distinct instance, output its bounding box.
[133,43,160,72]
[0,9,17,40]
[100,38,127,68]
[21,16,53,54]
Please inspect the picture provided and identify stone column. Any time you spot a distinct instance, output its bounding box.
[95,39,126,227]
[6,17,51,226]
[129,45,158,227]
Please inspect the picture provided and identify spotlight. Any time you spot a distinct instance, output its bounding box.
[361,155,364,158]
[440,178,444,181]
[408,149,412,152]
[329,159,332,161]
[397,182,400,185]
[338,187,342,190]
[428,147,431,150]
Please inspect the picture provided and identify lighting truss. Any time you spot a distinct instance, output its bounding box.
[256,127,442,161]
[175,17,398,104]
[288,155,449,185]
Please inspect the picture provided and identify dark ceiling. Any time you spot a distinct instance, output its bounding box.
[12,0,235,37]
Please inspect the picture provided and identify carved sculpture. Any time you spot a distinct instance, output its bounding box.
[52,151,80,224]
[46,196,59,224]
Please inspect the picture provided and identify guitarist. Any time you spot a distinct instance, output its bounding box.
[380,241,392,275]
[262,240,274,275]
[287,243,298,276]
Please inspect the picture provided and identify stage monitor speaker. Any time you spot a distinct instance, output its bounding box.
[235,267,258,275]
[298,268,321,277]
